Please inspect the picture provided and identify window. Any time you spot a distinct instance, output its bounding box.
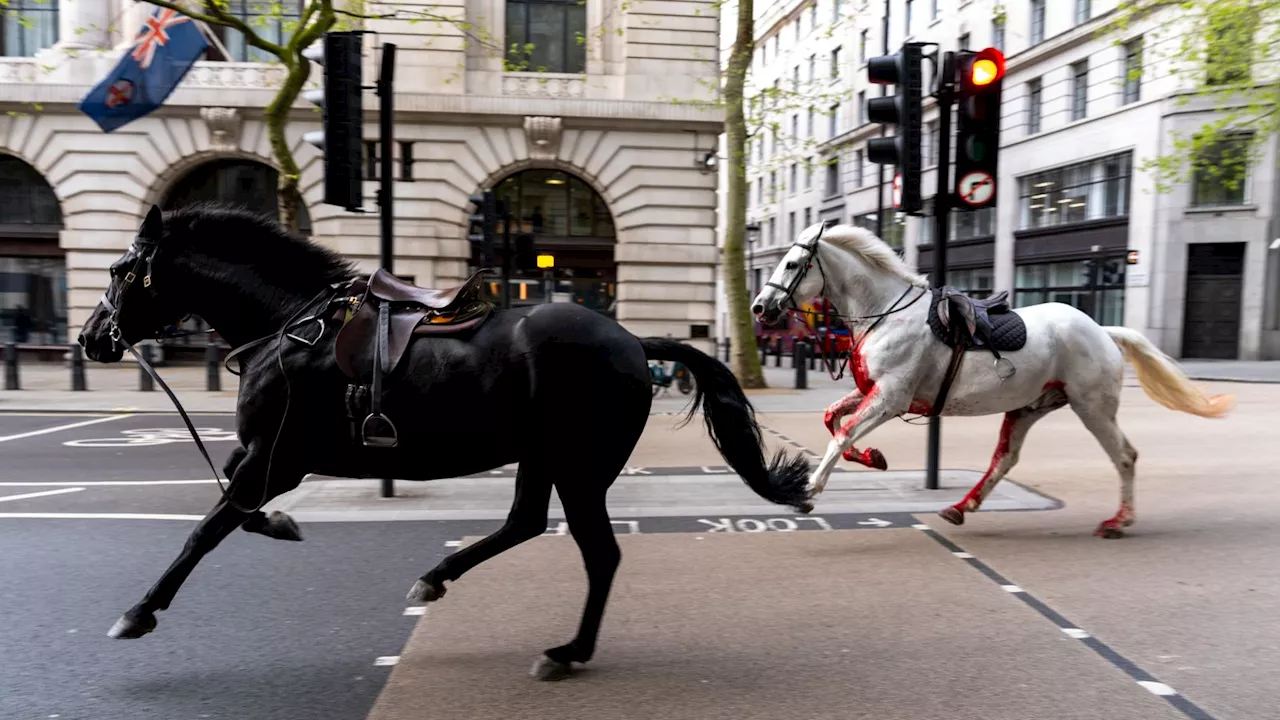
[1075,0,1091,25]
[789,163,798,195]
[833,0,842,23]
[856,91,865,126]
[919,206,995,244]
[948,268,996,299]
[1015,258,1126,326]
[789,211,797,240]
[1027,78,1042,134]
[831,46,842,79]
[958,33,970,51]
[1191,133,1252,207]
[0,0,58,57]
[905,0,914,34]
[791,114,799,142]
[1070,60,1088,121]
[803,207,812,229]
[992,19,1004,51]
[494,169,613,238]
[766,217,775,244]
[1018,152,1133,230]
[793,65,800,91]
[932,0,940,21]
[399,142,415,181]
[1206,10,1257,85]
[805,159,814,190]
[854,210,906,250]
[854,149,864,187]
[859,30,868,63]
[825,160,840,197]
[202,1,304,63]
[830,103,841,137]
[506,0,587,73]
[807,107,815,137]
[807,54,816,83]
[924,120,937,166]
[1030,0,1045,45]
[769,171,777,202]
[1122,37,1143,105]
[794,18,801,43]
[809,3,817,31]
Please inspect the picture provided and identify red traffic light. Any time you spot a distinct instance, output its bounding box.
[967,47,1005,88]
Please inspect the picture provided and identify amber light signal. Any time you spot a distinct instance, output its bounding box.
[967,48,1005,89]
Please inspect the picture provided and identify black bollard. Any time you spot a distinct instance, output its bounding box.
[70,344,87,391]
[795,341,809,389]
[381,477,394,498]
[774,339,783,367]
[139,344,154,391]
[4,342,18,390]
[205,340,221,392]
[760,339,768,365]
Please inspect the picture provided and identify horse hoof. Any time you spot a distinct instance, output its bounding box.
[108,609,157,639]
[866,449,888,471]
[265,511,303,541]
[938,507,965,526]
[406,579,446,603]
[1095,525,1125,539]
[793,500,814,515]
[530,654,574,681]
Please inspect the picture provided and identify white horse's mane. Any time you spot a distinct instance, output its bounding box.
[821,224,930,288]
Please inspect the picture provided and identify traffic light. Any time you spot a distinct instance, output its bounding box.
[954,47,1005,211]
[514,233,535,272]
[468,190,496,267]
[865,43,925,214]
[302,32,364,212]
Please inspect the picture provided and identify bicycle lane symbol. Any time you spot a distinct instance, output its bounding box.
[62,428,240,448]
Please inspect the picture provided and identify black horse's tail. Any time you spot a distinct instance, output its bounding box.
[641,338,813,512]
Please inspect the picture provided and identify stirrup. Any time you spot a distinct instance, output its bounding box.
[361,413,399,448]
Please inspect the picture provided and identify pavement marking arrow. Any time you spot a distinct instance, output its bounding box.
[856,517,894,528]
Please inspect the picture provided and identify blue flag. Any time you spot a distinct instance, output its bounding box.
[79,7,209,133]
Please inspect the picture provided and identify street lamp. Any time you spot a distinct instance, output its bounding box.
[745,221,761,297]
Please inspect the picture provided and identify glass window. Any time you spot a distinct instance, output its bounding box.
[506,0,586,73]
[0,155,62,226]
[859,30,867,63]
[1075,0,1091,25]
[211,1,303,63]
[825,160,840,197]
[1,0,58,57]
[1070,61,1088,121]
[0,256,67,344]
[1027,78,1042,134]
[1122,37,1143,105]
[854,149,864,187]
[992,19,1004,51]
[1015,258,1126,324]
[853,210,905,251]
[830,46,841,79]
[164,159,312,234]
[1018,152,1132,230]
[948,267,995,299]
[1030,0,1046,44]
[1191,133,1251,207]
[494,170,614,238]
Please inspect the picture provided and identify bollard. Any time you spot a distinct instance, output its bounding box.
[774,339,783,367]
[4,342,18,390]
[809,346,817,371]
[794,341,809,389]
[760,339,768,365]
[722,339,731,363]
[70,344,87,391]
[139,343,154,391]
[206,340,221,392]
[381,477,395,498]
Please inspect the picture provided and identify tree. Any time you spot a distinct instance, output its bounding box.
[1112,0,1279,196]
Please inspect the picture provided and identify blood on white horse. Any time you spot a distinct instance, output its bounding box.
[751,223,1235,538]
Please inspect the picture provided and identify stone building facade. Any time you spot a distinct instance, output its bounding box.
[0,0,723,353]
[722,0,1279,360]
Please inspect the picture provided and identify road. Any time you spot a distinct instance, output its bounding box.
[1,381,1276,719]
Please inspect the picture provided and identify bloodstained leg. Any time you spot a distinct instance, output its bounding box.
[938,387,1067,526]
[1071,405,1139,539]
[823,391,888,469]
[809,385,905,496]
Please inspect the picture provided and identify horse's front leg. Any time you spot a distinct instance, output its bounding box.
[108,448,302,639]
[809,382,910,497]
[823,391,888,470]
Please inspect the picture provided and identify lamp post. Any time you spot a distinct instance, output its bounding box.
[745,221,762,297]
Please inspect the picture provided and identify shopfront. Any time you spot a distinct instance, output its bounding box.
[0,154,65,344]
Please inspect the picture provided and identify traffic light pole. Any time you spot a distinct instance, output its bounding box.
[377,42,397,499]
[925,50,955,492]
[875,0,890,238]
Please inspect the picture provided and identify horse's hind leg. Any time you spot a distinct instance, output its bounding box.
[1071,399,1139,539]
[407,464,553,603]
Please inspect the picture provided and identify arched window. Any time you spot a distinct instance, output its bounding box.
[1,0,59,57]
[504,0,586,73]
[495,169,613,240]
[0,154,65,344]
[163,158,311,234]
[203,0,303,63]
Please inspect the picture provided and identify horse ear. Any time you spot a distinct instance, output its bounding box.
[141,204,164,240]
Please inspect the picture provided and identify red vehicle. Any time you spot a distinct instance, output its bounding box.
[755,297,852,359]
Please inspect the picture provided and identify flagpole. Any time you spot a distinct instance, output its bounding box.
[193,19,231,60]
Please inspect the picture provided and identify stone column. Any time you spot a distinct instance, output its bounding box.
[57,0,112,50]
[115,1,153,51]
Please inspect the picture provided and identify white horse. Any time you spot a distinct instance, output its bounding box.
[750,222,1235,538]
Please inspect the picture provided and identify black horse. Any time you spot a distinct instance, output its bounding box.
[78,203,813,680]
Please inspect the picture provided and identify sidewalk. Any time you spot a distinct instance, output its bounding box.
[2,356,1278,414]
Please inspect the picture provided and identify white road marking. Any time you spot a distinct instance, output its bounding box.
[1137,681,1177,696]
[374,656,400,666]
[0,487,85,503]
[444,540,462,547]
[1001,585,1025,593]
[0,415,129,443]
[912,523,931,530]
[0,479,219,487]
[0,513,202,521]
[952,551,974,559]
[403,606,426,616]
[1061,628,1090,639]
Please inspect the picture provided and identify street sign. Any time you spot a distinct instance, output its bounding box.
[892,173,902,208]
[957,170,995,207]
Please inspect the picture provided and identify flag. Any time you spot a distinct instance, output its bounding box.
[78,6,209,133]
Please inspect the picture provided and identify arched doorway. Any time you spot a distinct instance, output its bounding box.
[158,158,312,357]
[0,154,65,344]
[162,158,312,233]
[475,169,617,316]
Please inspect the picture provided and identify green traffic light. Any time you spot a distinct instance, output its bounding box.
[967,137,986,161]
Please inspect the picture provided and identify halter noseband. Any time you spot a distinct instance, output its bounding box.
[765,221,829,311]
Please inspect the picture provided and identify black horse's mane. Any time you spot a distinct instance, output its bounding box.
[162,202,360,287]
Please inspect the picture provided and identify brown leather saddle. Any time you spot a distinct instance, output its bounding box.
[333,268,492,447]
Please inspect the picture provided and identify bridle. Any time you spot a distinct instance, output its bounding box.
[94,232,336,515]
[762,223,927,380]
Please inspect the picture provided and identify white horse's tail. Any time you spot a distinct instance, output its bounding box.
[1105,327,1235,418]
